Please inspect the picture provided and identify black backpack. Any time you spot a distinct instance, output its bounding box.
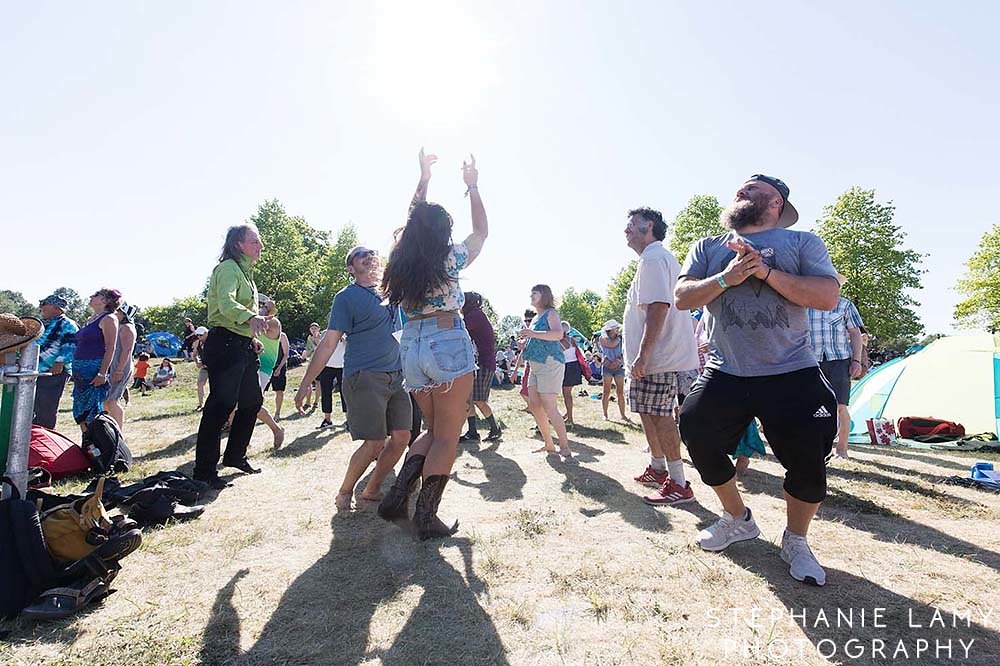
[0,477,58,619]
[82,413,133,475]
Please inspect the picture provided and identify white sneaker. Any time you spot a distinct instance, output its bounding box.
[780,530,826,586]
[696,507,760,552]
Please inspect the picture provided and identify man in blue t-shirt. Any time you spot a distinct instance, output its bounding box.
[675,174,840,587]
[296,246,412,511]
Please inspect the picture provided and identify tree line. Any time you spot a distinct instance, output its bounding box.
[2,200,359,342]
[6,189,998,349]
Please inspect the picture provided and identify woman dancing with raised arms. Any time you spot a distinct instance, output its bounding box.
[378,149,487,540]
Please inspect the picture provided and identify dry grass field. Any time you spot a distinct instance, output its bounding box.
[2,361,999,665]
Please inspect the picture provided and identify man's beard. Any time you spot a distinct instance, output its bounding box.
[721,198,766,230]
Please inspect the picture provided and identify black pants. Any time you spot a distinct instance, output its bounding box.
[194,328,263,479]
[318,366,346,414]
[679,367,836,503]
[33,371,69,429]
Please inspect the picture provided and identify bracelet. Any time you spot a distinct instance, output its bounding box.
[851,359,862,365]
[764,267,773,282]
[464,184,478,197]
[716,274,729,290]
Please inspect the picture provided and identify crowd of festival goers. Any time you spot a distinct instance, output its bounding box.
[30,151,868,588]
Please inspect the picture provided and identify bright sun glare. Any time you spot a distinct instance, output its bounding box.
[376,5,492,118]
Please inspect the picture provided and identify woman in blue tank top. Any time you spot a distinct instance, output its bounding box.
[521,284,571,458]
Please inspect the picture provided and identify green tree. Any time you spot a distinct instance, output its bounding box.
[251,200,359,339]
[596,261,637,327]
[559,287,602,335]
[312,224,359,331]
[954,224,1000,332]
[140,295,207,334]
[48,287,91,324]
[669,195,724,260]
[814,188,924,343]
[496,314,523,345]
[0,290,34,317]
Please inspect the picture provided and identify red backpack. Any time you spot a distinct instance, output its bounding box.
[897,416,965,439]
[28,426,92,479]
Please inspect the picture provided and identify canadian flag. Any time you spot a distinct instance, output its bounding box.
[867,418,897,445]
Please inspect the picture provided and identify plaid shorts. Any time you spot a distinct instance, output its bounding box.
[472,367,493,402]
[628,371,680,416]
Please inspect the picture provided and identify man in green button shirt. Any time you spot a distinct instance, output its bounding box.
[193,224,271,489]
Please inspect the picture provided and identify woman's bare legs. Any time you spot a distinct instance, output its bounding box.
[528,387,555,452]
[602,375,613,419]
[561,386,574,425]
[423,373,474,477]
[542,392,571,456]
[614,376,628,420]
[104,399,125,430]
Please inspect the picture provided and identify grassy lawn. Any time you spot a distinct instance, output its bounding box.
[2,361,999,665]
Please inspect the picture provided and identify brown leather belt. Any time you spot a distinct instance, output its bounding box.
[407,310,460,329]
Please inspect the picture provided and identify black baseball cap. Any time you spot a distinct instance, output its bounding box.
[747,174,799,227]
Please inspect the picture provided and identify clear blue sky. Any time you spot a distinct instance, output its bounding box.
[4,1,998,335]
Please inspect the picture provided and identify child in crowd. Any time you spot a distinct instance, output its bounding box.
[151,358,176,388]
[132,353,151,396]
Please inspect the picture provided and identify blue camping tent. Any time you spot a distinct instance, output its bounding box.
[145,331,183,358]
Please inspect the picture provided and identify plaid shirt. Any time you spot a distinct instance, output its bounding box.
[35,315,79,373]
[808,297,863,362]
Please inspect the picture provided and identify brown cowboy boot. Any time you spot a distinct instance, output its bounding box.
[412,474,459,541]
[377,454,425,522]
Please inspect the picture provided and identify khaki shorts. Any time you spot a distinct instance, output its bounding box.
[527,358,565,394]
[343,370,412,441]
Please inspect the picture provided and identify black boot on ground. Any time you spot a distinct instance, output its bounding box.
[377,454,425,522]
[413,474,459,541]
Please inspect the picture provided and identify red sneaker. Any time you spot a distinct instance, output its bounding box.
[634,465,668,487]
[643,479,695,506]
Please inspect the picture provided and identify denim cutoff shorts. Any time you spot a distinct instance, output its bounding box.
[399,315,478,391]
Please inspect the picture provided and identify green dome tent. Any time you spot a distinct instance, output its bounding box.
[848,334,1000,443]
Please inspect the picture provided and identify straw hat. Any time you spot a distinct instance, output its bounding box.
[0,314,44,355]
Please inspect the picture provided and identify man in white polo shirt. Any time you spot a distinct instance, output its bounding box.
[622,207,700,506]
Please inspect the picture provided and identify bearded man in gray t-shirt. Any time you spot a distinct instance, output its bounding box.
[675,174,840,587]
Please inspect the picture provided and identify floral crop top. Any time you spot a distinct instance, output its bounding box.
[404,243,471,317]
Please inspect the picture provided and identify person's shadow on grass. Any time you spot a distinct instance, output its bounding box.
[718,541,1000,666]
[200,513,509,665]
[545,454,675,533]
[744,467,1000,574]
[453,440,527,502]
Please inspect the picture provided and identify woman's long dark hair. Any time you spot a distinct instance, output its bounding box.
[382,202,454,311]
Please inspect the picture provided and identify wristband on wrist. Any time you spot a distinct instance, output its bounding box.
[465,184,478,197]
[764,267,773,282]
[716,274,729,290]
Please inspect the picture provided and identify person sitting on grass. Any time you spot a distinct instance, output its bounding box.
[150,358,176,388]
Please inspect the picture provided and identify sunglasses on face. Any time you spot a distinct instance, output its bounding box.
[350,249,378,263]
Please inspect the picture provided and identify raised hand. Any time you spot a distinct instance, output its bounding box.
[419,147,437,181]
[462,154,478,188]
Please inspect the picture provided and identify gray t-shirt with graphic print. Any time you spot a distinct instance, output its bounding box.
[680,228,838,377]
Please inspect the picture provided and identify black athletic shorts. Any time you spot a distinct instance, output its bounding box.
[266,366,287,392]
[818,358,850,405]
[679,366,837,503]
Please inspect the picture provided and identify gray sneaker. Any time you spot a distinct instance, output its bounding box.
[780,530,826,586]
[696,507,760,552]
